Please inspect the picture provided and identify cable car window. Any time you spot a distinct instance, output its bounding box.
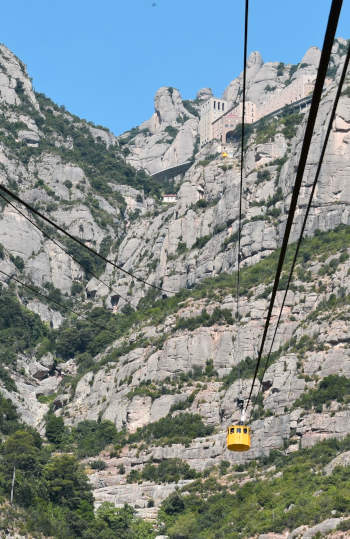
[244,428,247,433]
[237,428,241,433]
[230,428,235,434]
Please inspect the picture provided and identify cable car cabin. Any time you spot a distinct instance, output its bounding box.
[222,152,228,158]
[227,425,251,451]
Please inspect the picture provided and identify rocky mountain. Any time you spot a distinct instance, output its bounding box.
[0,38,349,538]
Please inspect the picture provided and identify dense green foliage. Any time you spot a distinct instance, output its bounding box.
[255,112,303,144]
[159,435,350,538]
[0,394,23,434]
[0,286,47,355]
[118,413,214,448]
[45,414,65,445]
[0,286,48,390]
[72,420,119,458]
[175,307,233,331]
[127,458,198,484]
[293,375,350,412]
[0,396,154,538]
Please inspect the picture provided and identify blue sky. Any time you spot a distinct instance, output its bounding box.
[0,1,348,135]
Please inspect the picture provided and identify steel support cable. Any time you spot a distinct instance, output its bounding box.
[236,0,249,321]
[233,0,249,417]
[0,184,173,294]
[0,268,98,323]
[245,0,343,411]
[0,267,143,339]
[0,191,134,308]
[253,43,350,406]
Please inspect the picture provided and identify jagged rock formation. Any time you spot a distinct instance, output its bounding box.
[0,38,349,536]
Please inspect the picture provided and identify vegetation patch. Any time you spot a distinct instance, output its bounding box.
[127,458,198,484]
[116,413,214,449]
[0,395,154,537]
[159,435,350,538]
[175,307,233,332]
[292,374,350,412]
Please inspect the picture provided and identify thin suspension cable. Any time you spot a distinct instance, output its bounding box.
[253,43,350,404]
[0,268,91,320]
[0,268,136,336]
[236,0,249,321]
[0,191,134,308]
[245,0,343,411]
[0,184,173,294]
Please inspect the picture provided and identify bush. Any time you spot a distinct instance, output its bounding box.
[128,413,214,447]
[257,169,271,184]
[89,459,107,470]
[293,375,350,411]
[10,254,25,271]
[277,62,285,76]
[72,419,119,457]
[177,241,187,254]
[165,126,178,140]
[182,100,199,117]
[45,414,65,445]
[0,393,22,434]
[127,458,198,484]
[192,235,211,249]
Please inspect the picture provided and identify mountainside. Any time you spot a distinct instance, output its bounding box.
[0,38,349,538]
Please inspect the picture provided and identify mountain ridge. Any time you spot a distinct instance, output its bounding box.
[0,38,349,537]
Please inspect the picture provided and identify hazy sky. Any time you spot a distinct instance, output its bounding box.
[0,1,348,135]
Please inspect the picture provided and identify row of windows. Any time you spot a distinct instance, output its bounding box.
[228,427,248,434]
[213,100,225,111]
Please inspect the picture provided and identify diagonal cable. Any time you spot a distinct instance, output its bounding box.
[236,0,249,321]
[0,190,134,308]
[0,184,173,294]
[245,0,343,410]
[0,268,141,338]
[252,42,350,407]
[0,268,95,321]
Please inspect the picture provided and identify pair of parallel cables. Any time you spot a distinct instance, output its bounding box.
[232,0,346,415]
[240,0,347,413]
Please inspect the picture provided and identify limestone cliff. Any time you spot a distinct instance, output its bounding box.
[0,38,349,535]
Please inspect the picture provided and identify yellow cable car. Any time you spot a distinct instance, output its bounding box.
[222,152,228,158]
[227,425,251,451]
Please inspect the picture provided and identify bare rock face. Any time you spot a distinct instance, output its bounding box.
[289,518,342,539]
[301,46,321,67]
[94,480,192,512]
[153,87,186,126]
[224,51,264,104]
[123,85,199,174]
[324,451,350,475]
[0,44,38,109]
[196,87,213,101]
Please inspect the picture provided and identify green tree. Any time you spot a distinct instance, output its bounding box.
[46,414,65,445]
[0,393,21,434]
[43,455,94,512]
[94,503,154,538]
[3,430,40,471]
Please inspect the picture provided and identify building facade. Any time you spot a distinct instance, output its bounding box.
[199,75,316,147]
[212,101,257,143]
[199,97,229,146]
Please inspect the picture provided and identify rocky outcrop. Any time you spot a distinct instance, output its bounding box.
[324,451,350,475]
[1,38,350,528]
[123,86,199,174]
